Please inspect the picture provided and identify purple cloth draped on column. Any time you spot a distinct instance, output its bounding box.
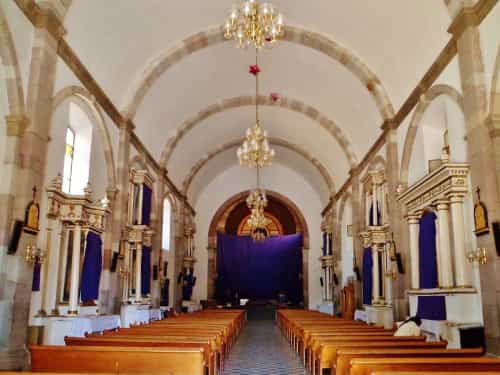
[142,185,152,226]
[80,232,102,302]
[362,247,373,305]
[417,295,446,320]
[322,232,327,256]
[141,246,151,295]
[216,232,303,303]
[419,211,438,288]
[32,260,41,291]
[369,203,382,226]
[328,233,333,255]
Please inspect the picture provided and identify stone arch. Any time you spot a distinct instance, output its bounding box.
[52,85,117,189]
[160,95,358,168]
[181,137,335,198]
[490,46,500,115]
[0,5,25,116]
[400,84,464,186]
[206,189,310,304]
[121,25,395,122]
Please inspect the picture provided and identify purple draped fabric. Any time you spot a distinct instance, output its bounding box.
[141,246,151,295]
[362,247,373,305]
[32,260,41,291]
[417,295,446,320]
[216,232,303,303]
[369,202,382,226]
[80,232,102,302]
[142,185,152,226]
[328,233,333,255]
[322,232,327,256]
[419,211,438,288]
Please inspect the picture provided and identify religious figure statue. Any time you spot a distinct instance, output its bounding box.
[24,186,40,234]
[474,187,489,235]
[181,268,196,301]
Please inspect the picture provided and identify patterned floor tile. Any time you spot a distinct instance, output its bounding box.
[222,320,308,375]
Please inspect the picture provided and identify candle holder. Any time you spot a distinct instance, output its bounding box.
[467,247,487,265]
[25,245,46,265]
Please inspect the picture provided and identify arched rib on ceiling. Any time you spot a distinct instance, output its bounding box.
[121,24,395,121]
[182,137,335,198]
[160,94,358,168]
[0,5,25,116]
[399,84,464,186]
[52,85,117,188]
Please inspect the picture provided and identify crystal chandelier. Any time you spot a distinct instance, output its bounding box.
[246,189,270,241]
[224,0,285,49]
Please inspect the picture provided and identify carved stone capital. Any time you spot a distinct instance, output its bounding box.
[447,7,478,37]
[5,115,30,137]
[435,198,450,211]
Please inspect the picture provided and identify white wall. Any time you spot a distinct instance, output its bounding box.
[191,162,323,309]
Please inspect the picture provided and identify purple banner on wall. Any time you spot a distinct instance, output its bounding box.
[419,211,438,289]
[362,247,373,305]
[32,261,41,292]
[141,246,152,295]
[80,232,102,302]
[417,295,446,320]
[216,232,303,303]
[142,185,152,226]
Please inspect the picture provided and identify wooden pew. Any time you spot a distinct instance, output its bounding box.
[350,358,500,375]
[335,348,484,375]
[30,345,206,375]
[65,336,216,375]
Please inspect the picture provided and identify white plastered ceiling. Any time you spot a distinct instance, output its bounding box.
[58,1,454,203]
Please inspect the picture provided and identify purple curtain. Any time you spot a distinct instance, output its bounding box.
[141,246,151,295]
[322,232,327,256]
[419,211,438,288]
[362,247,373,305]
[80,232,102,302]
[369,202,382,226]
[142,185,152,226]
[32,259,41,291]
[216,232,303,303]
[417,295,446,320]
[328,233,333,255]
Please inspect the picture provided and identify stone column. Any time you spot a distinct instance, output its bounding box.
[350,169,363,308]
[407,214,420,289]
[449,194,470,287]
[135,243,142,303]
[451,7,500,353]
[372,186,378,226]
[121,242,130,303]
[436,200,454,288]
[68,225,82,315]
[372,245,380,304]
[38,217,54,316]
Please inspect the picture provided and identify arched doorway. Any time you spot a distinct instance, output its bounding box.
[207,190,310,307]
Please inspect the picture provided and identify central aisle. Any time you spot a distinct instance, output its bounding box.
[222,320,308,375]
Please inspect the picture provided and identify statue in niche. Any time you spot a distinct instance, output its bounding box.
[181,267,196,301]
[24,186,40,234]
[474,187,489,236]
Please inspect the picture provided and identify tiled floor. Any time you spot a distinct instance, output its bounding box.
[222,320,308,375]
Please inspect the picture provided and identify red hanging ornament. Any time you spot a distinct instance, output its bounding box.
[249,64,261,76]
[270,93,280,102]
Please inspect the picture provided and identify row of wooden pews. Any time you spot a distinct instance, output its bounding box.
[277,309,500,375]
[30,309,245,375]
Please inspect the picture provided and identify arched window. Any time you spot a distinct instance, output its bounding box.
[62,102,93,194]
[162,198,172,251]
[62,127,75,193]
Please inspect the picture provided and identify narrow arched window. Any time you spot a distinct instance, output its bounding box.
[62,127,75,193]
[162,198,172,251]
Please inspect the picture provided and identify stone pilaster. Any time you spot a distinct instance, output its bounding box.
[150,175,164,308]
[452,15,500,353]
[350,169,363,308]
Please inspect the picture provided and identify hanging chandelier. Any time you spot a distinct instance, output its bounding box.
[246,189,270,241]
[224,0,285,49]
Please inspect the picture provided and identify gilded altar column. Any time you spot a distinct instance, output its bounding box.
[68,225,82,315]
[449,194,470,288]
[407,213,420,289]
[436,200,454,288]
[38,217,54,316]
[372,185,378,226]
[135,243,143,302]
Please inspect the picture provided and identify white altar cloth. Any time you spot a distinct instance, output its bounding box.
[43,315,121,345]
[120,305,162,327]
[354,309,367,322]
